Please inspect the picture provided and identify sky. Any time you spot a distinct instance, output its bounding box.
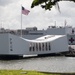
[0,0,75,30]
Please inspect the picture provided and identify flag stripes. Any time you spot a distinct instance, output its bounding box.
[22,6,30,15]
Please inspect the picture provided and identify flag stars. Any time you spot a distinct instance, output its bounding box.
[22,6,24,10]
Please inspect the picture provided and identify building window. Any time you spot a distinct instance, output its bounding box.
[42,43,44,51]
[10,38,12,41]
[10,45,12,49]
[33,43,35,51]
[10,41,12,44]
[33,46,35,51]
[10,49,13,51]
[29,43,36,52]
[36,43,38,51]
[49,42,51,50]
[10,38,12,44]
[39,43,41,51]
[29,43,32,51]
[29,46,31,51]
[46,43,48,51]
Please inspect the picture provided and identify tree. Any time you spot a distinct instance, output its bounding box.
[31,0,75,11]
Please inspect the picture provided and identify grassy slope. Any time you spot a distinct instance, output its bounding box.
[0,70,75,75]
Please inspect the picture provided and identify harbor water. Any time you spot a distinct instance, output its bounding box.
[0,56,75,73]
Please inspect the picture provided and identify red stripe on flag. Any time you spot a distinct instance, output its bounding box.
[22,6,30,15]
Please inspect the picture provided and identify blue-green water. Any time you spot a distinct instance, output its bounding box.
[0,56,75,72]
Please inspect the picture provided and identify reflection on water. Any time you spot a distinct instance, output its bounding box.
[0,56,75,72]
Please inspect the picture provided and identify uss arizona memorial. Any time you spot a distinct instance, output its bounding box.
[0,26,75,57]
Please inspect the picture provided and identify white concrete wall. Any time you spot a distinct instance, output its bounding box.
[9,34,30,55]
[46,28,65,35]
[51,36,68,53]
[0,33,9,54]
[23,35,69,55]
[0,33,69,55]
[65,27,72,34]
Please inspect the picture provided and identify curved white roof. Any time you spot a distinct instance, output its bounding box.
[20,35,65,43]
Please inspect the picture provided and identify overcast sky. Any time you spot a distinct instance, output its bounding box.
[0,0,75,30]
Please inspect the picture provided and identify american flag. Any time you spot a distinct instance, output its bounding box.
[22,6,30,15]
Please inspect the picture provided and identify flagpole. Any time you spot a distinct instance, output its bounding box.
[21,6,30,37]
[64,19,67,27]
[21,5,22,37]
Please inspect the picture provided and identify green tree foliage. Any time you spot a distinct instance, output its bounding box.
[31,0,75,10]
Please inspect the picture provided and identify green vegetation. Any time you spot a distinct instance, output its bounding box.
[0,70,75,75]
[31,0,75,11]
